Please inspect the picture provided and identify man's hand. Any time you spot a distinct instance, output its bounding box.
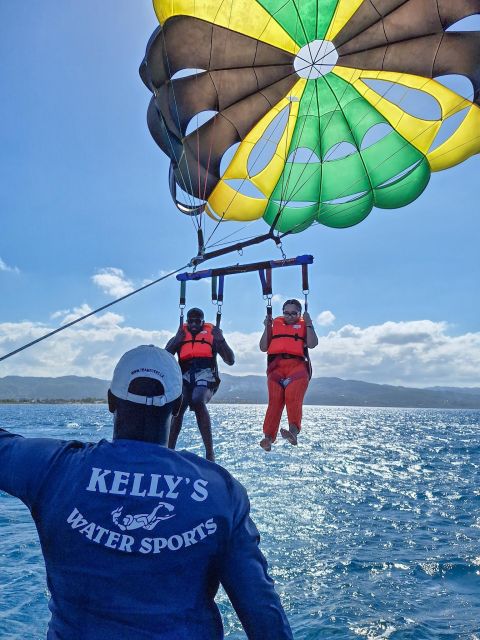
[211,326,225,342]
[173,327,186,344]
[263,315,273,327]
[303,311,313,327]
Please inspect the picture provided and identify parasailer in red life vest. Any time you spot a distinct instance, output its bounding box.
[166,307,235,461]
[259,299,318,451]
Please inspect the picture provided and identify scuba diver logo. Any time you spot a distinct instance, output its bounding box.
[111,502,175,532]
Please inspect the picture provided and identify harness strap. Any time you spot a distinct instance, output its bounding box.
[267,358,309,388]
[270,333,305,342]
[180,337,211,346]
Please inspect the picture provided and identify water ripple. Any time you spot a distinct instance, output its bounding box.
[0,404,479,638]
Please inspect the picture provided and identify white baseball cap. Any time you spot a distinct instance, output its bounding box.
[110,345,182,406]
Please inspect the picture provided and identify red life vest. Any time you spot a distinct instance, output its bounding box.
[179,323,214,361]
[267,317,306,358]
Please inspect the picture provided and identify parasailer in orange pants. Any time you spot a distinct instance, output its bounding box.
[259,299,318,451]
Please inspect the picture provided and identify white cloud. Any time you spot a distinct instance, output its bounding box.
[92,268,134,297]
[50,309,70,320]
[316,310,335,326]
[1,318,479,387]
[0,316,172,379]
[307,320,480,387]
[0,257,19,274]
[220,320,480,387]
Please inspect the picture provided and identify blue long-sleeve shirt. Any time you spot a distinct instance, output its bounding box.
[0,429,293,639]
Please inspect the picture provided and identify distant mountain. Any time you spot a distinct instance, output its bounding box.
[426,386,480,396]
[1,374,480,409]
[216,374,480,408]
[0,376,110,402]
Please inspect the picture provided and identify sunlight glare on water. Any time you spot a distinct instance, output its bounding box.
[0,404,479,639]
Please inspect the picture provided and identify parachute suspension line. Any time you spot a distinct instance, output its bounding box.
[267,22,363,234]
[272,68,474,233]
[0,263,191,364]
[298,81,475,228]
[201,27,308,250]
[160,29,201,222]
[313,72,461,225]
[324,71,376,202]
[206,223,269,250]
[269,5,305,231]
[202,80,305,249]
[200,0,234,209]
[277,37,380,223]
[269,53,437,234]
[273,63,322,231]
[270,62,335,234]
[163,109,201,224]
[190,230,283,266]
[201,97,293,246]
[183,0,236,245]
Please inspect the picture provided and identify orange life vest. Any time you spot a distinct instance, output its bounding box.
[179,322,214,361]
[267,317,306,358]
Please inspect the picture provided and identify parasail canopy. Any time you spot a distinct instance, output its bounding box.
[140,0,480,236]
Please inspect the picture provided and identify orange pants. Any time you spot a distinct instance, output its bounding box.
[262,358,309,441]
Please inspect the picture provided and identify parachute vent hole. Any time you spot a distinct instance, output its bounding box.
[287,148,320,163]
[294,40,338,79]
[362,79,442,121]
[185,110,218,136]
[323,141,357,162]
[171,68,207,80]
[428,108,470,152]
[220,143,242,177]
[434,75,474,101]
[446,15,480,31]
[361,123,394,150]
[224,179,265,199]
[377,160,422,189]
[247,106,290,177]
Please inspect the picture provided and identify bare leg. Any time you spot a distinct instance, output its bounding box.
[168,391,189,450]
[191,386,214,461]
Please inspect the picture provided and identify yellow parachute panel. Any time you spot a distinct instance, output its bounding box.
[153,0,299,54]
[207,79,306,222]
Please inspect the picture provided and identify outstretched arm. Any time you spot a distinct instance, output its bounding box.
[0,430,74,507]
[212,327,235,365]
[219,480,293,640]
[303,311,318,348]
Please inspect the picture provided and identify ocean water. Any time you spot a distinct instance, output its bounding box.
[0,404,479,639]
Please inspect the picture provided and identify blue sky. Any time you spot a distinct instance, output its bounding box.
[1,1,479,386]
